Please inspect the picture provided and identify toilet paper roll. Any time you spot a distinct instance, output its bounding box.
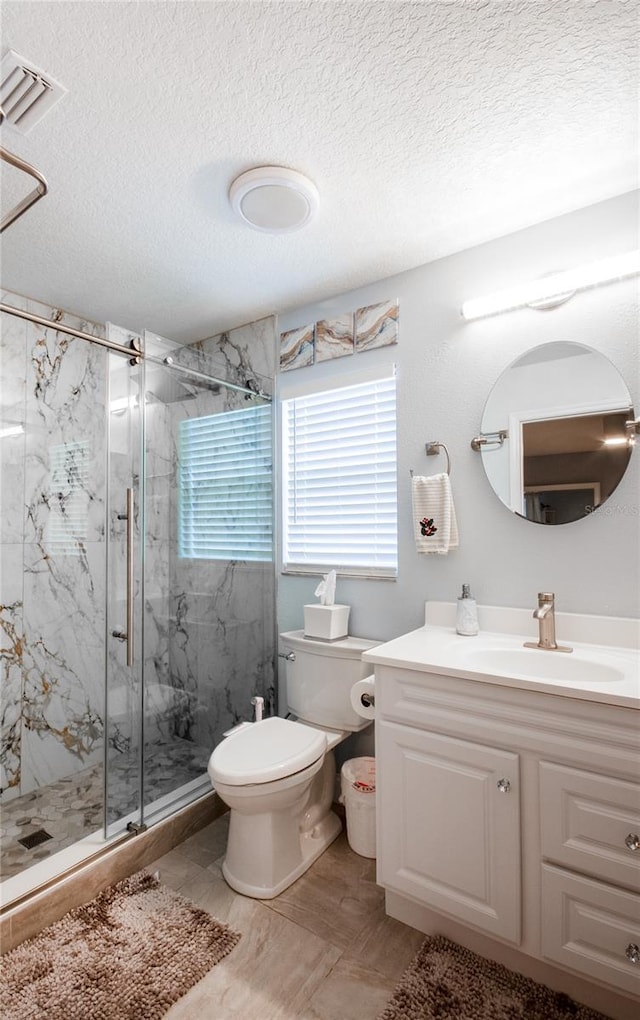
[350,675,376,720]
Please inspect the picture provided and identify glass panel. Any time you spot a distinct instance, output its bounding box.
[0,298,123,888]
[141,332,275,823]
[105,341,143,836]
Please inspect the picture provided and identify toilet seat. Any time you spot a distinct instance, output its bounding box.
[209,716,327,786]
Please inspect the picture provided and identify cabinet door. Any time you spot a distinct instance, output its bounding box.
[377,721,521,943]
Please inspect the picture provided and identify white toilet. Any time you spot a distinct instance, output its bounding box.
[207,630,378,899]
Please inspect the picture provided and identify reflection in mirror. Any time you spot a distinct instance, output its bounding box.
[478,342,635,525]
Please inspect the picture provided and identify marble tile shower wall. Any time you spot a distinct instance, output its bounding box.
[161,318,277,750]
[0,291,108,805]
[201,318,277,737]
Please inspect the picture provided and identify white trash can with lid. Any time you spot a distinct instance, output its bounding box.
[340,756,376,858]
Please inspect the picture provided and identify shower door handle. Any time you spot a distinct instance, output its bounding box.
[125,487,134,667]
[112,488,134,667]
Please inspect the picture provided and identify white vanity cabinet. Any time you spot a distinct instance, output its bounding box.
[371,661,640,1015]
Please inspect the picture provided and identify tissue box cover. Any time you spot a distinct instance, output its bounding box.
[303,604,350,640]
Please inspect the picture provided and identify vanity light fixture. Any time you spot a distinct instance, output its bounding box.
[461,250,640,321]
[229,166,320,233]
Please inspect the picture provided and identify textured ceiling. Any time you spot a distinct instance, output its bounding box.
[0,1,637,342]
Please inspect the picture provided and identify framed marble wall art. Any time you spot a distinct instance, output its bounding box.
[355,299,398,352]
[315,313,354,362]
[280,323,315,371]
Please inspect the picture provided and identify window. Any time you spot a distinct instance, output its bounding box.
[282,373,397,577]
[179,404,272,561]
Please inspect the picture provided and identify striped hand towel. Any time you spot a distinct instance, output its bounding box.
[412,473,459,554]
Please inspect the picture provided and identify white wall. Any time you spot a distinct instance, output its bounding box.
[276,191,640,647]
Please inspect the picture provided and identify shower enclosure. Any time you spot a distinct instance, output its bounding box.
[0,294,275,906]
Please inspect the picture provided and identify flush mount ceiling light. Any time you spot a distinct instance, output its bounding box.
[461,250,640,321]
[229,166,319,233]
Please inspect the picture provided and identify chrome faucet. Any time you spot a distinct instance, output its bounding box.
[524,593,572,653]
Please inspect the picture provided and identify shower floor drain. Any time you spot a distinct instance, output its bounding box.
[18,828,53,850]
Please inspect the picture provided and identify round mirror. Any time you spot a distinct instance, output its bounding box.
[476,341,635,525]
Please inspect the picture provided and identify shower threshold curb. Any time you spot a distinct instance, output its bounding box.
[0,791,226,954]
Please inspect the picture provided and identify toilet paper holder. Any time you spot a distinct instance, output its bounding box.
[351,675,376,721]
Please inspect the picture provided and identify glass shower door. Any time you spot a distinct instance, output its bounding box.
[140,331,275,824]
[0,303,142,896]
[105,337,144,837]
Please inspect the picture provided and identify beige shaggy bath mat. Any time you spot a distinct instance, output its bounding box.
[0,870,240,1020]
[377,935,611,1020]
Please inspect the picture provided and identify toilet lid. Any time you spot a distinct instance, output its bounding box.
[210,716,327,786]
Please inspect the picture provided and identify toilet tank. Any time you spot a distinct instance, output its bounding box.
[279,630,379,731]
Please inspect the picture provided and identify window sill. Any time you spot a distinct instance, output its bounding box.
[280,567,397,582]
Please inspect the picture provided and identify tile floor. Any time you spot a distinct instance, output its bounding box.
[150,812,425,1020]
[0,738,210,881]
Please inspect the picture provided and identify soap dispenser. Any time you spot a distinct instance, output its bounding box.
[456,583,479,636]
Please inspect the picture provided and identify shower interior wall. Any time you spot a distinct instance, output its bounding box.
[0,291,276,876]
[1,291,109,807]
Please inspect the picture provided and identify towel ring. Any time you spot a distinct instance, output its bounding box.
[410,442,451,477]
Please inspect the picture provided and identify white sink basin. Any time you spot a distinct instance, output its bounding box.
[456,646,625,685]
[362,606,640,708]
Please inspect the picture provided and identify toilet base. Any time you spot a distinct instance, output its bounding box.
[222,809,342,899]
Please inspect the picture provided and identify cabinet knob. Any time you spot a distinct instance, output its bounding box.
[624,833,640,851]
[496,778,511,794]
[625,943,640,965]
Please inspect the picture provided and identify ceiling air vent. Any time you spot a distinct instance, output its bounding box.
[0,49,67,135]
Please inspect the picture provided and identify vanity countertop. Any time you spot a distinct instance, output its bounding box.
[362,603,640,709]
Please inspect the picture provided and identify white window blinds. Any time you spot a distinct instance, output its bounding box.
[179,404,272,561]
[282,374,397,577]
